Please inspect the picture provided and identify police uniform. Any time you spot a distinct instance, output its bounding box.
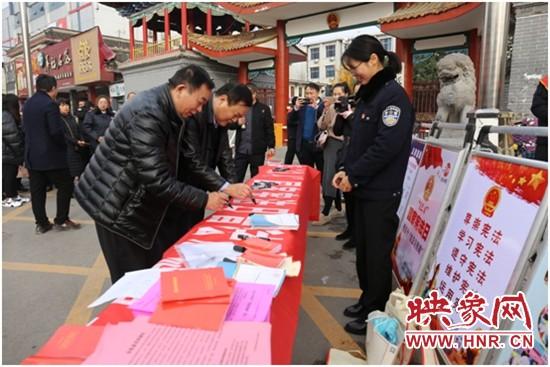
[342,67,414,332]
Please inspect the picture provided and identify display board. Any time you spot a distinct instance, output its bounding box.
[397,139,426,220]
[392,144,461,294]
[420,153,548,364]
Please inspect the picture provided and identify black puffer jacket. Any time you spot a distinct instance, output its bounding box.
[2,110,25,165]
[75,84,225,250]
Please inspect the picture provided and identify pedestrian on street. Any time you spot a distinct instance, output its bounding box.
[333,35,414,335]
[75,65,251,283]
[234,83,275,182]
[284,97,299,164]
[2,93,29,208]
[58,98,90,179]
[531,75,547,161]
[22,74,81,234]
[82,95,115,151]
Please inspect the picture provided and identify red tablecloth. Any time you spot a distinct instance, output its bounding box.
[164,164,320,364]
[23,164,320,365]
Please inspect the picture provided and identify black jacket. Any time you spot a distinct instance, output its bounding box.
[82,108,115,150]
[2,110,25,165]
[182,99,236,184]
[333,112,354,170]
[235,101,275,155]
[60,113,90,177]
[75,84,226,250]
[287,99,324,151]
[531,79,548,148]
[344,68,414,200]
[22,90,68,171]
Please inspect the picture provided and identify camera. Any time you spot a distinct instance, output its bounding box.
[299,98,312,106]
[334,96,357,113]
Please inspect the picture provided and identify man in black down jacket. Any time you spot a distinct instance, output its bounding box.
[75,65,252,282]
[181,83,253,228]
[23,75,79,234]
[234,83,275,182]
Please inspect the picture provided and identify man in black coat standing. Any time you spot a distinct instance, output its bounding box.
[22,74,80,234]
[234,83,275,182]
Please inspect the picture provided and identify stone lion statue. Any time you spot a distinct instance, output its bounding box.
[435,53,476,123]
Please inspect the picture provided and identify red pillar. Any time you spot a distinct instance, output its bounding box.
[206,9,212,36]
[129,20,134,60]
[181,2,188,49]
[245,21,250,32]
[164,8,171,51]
[396,37,413,101]
[468,29,481,105]
[238,62,249,84]
[275,20,289,125]
[142,17,148,57]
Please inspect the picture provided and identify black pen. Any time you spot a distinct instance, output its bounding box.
[251,195,257,205]
[226,199,233,209]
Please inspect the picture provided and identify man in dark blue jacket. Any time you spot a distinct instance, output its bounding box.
[23,74,80,234]
[287,83,324,173]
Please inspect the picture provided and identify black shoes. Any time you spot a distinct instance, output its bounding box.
[345,318,367,335]
[342,240,356,249]
[54,219,82,231]
[344,303,366,318]
[335,228,351,241]
[35,222,53,234]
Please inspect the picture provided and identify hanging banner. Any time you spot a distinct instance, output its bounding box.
[397,139,426,220]
[421,155,547,364]
[494,241,548,365]
[392,144,459,294]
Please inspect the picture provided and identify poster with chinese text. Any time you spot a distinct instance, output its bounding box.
[397,139,426,220]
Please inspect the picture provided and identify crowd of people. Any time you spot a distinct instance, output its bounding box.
[2,34,547,337]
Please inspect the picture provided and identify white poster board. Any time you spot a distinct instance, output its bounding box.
[494,237,548,365]
[397,139,426,220]
[393,144,460,294]
[420,153,548,364]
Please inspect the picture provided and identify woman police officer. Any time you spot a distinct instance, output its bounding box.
[333,35,414,335]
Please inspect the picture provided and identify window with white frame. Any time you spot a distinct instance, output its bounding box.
[325,44,336,58]
[310,47,319,60]
[310,67,319,79]
[325,65,335,78]
[379,37,394,51]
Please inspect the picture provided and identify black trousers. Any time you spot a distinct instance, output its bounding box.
[95,206,197,283]
[3,163,19,198]
[29,169,73,226]
[284,138,297,164]
[297,140,324,175]
[535,143,547,162]
[343,191,354,232]
[353,195,400,317]
[235,152,265,182]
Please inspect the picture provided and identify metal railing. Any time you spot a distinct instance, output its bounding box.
[132,38,183,60]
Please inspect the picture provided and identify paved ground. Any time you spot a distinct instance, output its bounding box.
[2,148,368,364]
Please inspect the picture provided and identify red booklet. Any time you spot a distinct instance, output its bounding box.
[242,237,282,253]
[160,268,232,302]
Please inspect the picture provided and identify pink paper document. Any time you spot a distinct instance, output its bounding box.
[83,316,271,365]
[129,281,160,314]
[225,283,274,322]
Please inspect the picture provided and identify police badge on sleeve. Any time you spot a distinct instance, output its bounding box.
[382,105,401,127]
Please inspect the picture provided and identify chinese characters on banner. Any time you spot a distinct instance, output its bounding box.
[393,145,459,294]
[422,155,547,364]
[397,139,426,220]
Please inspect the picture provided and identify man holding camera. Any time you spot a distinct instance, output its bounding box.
[288,83,325,173]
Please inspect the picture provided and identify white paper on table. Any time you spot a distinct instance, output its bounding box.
[249,214,299,230]
[176,242,240,268]
[88,268,160,308]
[83,316,272,365]
[234,263,286,297]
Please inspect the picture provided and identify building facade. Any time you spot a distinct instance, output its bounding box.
[2,2,134,51]
[505,2,548,117]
